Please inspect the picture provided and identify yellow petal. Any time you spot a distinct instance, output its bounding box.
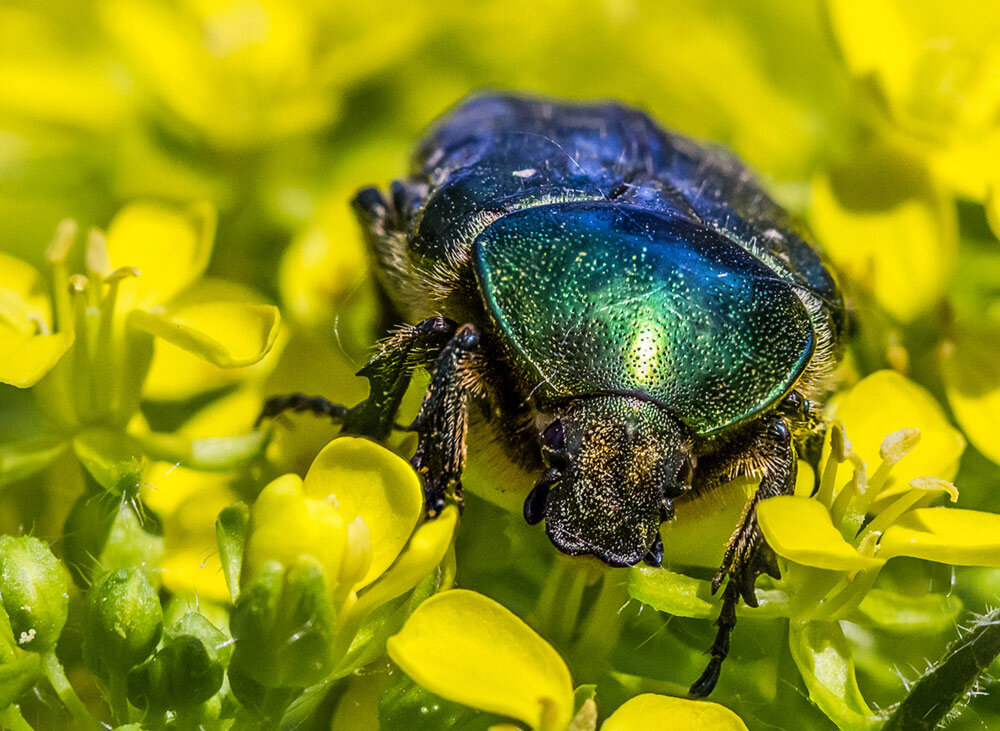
[878,508,1000,565]
[826,0,1000,169]
[303,438,423,588]
[105,201,215,308]
[941,326,1000,466]
[808,145,957,322]
[602,693,748,731]
[128,301,280,368]
[143,281,286,400]
[387,589,575,731]
[0,326,73,388]
[827,370,965,501]
[245,474,346,584]
[353,506,458,618]
[757,496,883,571]
[0,252,51,326]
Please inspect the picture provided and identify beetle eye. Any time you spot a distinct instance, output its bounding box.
[541,419,566,455]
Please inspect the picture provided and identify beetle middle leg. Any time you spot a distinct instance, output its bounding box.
[689,414,795,697]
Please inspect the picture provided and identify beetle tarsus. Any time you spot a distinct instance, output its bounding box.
[255,394,349,428]
[690,579,741,697]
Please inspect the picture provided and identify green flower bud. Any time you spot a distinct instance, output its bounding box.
[0,536,69,652]
[63,492,118,589]
[127,611,229,712]
[127,635,222,711]
[84,569,163,677]
[229,558,336,692]
[63,493,162,590]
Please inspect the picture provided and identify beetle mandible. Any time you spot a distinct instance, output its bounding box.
[260,94,847,695]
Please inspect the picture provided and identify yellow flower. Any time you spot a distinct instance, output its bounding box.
[96,0,427,149]
[824,0,1000,201]
[0,243,74,389]
[603,693,747,731]
[630,370,999,729]
[227,437,458,694]
[0,205,279,495]
[808,144,958,323]
[388,588,747,731]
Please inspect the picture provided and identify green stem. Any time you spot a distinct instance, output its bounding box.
[531,556,572,639]
[108,668,130,725]
[40,652,103,731]
[553,562,589,647]
[0,704,35,731]
[573,572,627,673]
[883,607,1000,731]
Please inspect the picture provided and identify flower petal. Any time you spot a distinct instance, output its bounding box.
[0,323,73,388]
[106,201,215,308]
[808,144,956,322]
[244,474,347,585]
[941,325,1000,466]
[758,496,883,571]
[0,252,51,325]
[128,301,280,368]
[387,589,575,731]
[353,506,458,618]
[143,281,286,400]
[303,438,423,588]
[878,508,1000,565]
[827,370,965,501]
[602,693,748,731]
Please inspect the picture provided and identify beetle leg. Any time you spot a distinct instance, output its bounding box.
[409,324,482,517]
[689,415,795,697]
[256,316,453,439]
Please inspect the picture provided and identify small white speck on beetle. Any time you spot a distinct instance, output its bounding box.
[512,168,537,178]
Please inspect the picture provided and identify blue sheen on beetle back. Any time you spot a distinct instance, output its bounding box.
[474,202,815,435]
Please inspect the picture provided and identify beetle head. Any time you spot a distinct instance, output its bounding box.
[526,396,692,567]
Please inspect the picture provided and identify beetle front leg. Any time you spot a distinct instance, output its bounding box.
[410,324,482,517]
[689,415,795,697]
[256,316,453,439]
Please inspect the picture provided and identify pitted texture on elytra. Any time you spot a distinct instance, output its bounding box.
[411,96,844,342]
[474,202,815,435]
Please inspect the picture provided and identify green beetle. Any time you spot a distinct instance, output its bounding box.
[261,94,846,695]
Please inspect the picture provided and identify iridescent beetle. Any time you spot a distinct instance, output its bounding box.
[260,95,847,695]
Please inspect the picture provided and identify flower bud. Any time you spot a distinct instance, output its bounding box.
[127,611,229,712]
[63,492,162,590]
[229,558,337,692]
[84,568,163,677]
[0,536,69,652]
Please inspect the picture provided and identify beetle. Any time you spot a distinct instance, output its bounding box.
[259,94,847,695]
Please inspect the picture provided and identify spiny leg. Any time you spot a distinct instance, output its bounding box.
[409,324,482,517]
[689,415,795,697]
[256,316,454,440]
